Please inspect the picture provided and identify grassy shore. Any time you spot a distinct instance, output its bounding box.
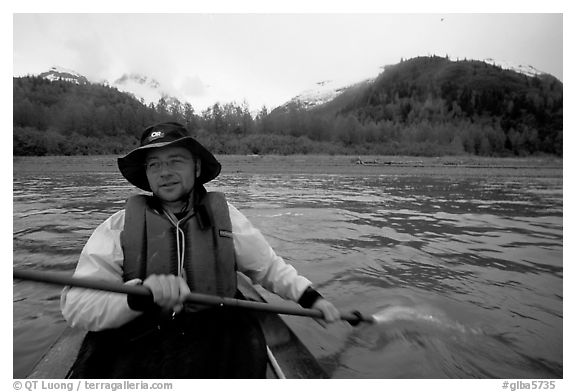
[13,154,563,178]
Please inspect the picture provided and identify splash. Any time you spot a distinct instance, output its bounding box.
[371,305,483,335]
[372,305,442,324]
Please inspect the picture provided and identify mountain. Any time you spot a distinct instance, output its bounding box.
[285,55,562,119]
[36,67,178,105]
[330,56,562,120]
[281,57,551,112]
[267,55,562,156]
[38,66,90,85]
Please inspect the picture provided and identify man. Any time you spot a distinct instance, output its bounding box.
[60,122,340,378]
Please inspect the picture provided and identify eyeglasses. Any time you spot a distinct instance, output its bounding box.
[145,157,192,174]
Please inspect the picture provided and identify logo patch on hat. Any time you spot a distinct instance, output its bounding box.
[149,131,164,140]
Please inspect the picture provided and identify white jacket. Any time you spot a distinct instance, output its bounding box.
[60,202,312,331]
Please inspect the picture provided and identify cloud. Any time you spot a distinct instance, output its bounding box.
[179,75,208,97]
[63,31,110,83]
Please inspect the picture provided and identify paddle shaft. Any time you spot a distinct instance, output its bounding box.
[13,269,373,325]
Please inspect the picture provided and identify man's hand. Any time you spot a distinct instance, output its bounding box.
[142,274,191,313]
[312,298,341,326]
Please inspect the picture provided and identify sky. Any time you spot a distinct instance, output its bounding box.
[12,12,563,112]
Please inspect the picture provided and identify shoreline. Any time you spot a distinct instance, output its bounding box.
[13,154,563,178]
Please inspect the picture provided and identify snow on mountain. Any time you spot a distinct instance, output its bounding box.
[287,77,374,109]
[482,58,544,78]
[38,66,89,85]
[446,56,544,78]
[36,67,177,104]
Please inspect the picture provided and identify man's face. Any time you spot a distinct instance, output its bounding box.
[145,146,199,203]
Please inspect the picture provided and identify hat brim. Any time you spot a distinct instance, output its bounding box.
[117,137,221,192]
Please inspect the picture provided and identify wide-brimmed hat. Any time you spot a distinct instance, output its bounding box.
[118,122,221,192]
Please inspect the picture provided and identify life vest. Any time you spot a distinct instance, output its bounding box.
[120,192,237,299]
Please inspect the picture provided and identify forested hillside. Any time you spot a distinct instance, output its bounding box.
[13,76,259,156]
[267,56,563,156]
[13,56,563,156]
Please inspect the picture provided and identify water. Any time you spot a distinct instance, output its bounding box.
[13,157,563,378]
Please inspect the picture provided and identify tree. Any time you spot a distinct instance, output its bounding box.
[183,103,197,131]
[169,98,183,122]
[334,115,362,145]
[156,97,169,120]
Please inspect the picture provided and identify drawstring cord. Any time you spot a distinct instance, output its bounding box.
[157,185,199,280]
[176,222,186,278]
[163,211,186,278]
[161,208,191,318]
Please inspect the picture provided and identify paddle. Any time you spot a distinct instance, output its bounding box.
[13,269,374,326]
